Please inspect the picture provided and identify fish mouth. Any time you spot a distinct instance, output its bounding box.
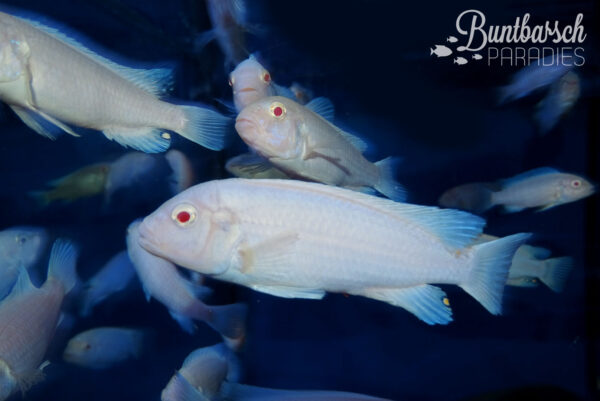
[237,87,257,93]
[235,118,258,145]
[137,219,166,259]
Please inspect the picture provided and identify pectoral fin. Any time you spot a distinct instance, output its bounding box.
[302,149,351,176]
[238,233,299,276]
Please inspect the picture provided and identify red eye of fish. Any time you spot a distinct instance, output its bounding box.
[263,72,271,83]
[273,106,283,116]
[177,211,191,223]
[572,180,581,188]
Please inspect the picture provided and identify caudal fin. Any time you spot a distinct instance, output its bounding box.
[47,239,79,294]
[461,233,531,315]
[374,157,407,202]
[176,105,233,151]
[207,303,247,346]
[540,256,573,292]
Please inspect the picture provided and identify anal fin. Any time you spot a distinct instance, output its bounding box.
[353,284,453,325]
[250,285,325,300]
[103,127,170,153]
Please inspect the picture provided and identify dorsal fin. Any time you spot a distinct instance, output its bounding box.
[502,167,560,187]
[306,97,335,121]
[19,16,173,97]
[337,129,368,153]
[4,267,35,301]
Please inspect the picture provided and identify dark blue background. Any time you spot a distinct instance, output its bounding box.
[0,1,598,400]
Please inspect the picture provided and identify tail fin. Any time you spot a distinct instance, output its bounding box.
[374,157,407,202]
[161,371,209,401]
[430,48,434,56]
[176,105,233,151]
[461,233,531,315]
[207,303,247,346]
[47,239,79,294]
[540,256,574,292]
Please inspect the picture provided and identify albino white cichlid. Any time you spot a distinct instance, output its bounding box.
[0,239,78,400]
[235,97,405,201]
[440,167,594,213]
[138,178,530,325]
[0,10,231,153]
[476,234,573,292]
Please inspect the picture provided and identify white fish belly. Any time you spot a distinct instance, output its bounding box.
[217,180,470,291]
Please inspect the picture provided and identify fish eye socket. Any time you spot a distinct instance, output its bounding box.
[261,71,271,83]
[16,236,26,245]
[270,102,286,119]
[171,204,198,227]
[84,343,92,350]
[571,180,581,188]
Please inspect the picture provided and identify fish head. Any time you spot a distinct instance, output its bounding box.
[63,336,93,365]
[0,226,49,269]
[235,96,303,160]
[558,174,595,203]
[230,56,274,111]
[0,359,18,400]
[136,182,236,274]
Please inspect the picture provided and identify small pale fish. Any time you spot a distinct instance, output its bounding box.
[104,152,161,204]
[226,153,291,180]
[138,178,530,324]
[430,45,452,57]
[472,54,483,60]
[457,46,466,52]
[235,96,405,201]
[63,327,147,369]
[477,234,573,292]
[162,343,239,401]
[454,57,467,65]
[78,250,137,317]
[447,36,458,43]
[229,55,297,113]
[30,163,110,207]
[440,168,594,214]
[498,53,574,104]
[203,0,249,66]
[0,11,230,153]
[165,150,196,195]
[127,220,247,343]
[0,239,78,400]
[534,71,581,134]
[0,226,48,300]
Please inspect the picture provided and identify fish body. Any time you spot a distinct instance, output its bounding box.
[165,150,196,195]
[0,11,229,152]
[534,71,581,134]
[104,152,160,203]
[235,97,405,200]
[454,57,467,65]
[63,327,146,369]
[139,179,530,324]
[430,45,452,57]
[0,239,77,400]
[439,168,594,213]
[498,53,574,104]
[472,54,482,60]
[205,0,248,66]
[477,234,573,292]
[79,250,136,317]
[126,220,246,342]
[0,226,48,299]
[447,36,458,43]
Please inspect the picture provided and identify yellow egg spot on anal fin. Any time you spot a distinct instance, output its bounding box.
[443,297,450,306]
[161,132,171,140]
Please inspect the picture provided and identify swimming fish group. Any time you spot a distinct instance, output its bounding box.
[0,2,593,401]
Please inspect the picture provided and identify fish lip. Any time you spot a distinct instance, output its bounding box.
[234,118,258,144]
[137,220,164,258]
[238,87,257,93]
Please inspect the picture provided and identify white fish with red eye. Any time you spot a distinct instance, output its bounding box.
[62,327,148,369]
[438,167,595,213]
[138,178,531,324]
[229,55,297,113]
[0,239,78,401]
[0,10,231,153]
[78,250,137,317]
[475,234,573,292]
[235,96,405,201]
